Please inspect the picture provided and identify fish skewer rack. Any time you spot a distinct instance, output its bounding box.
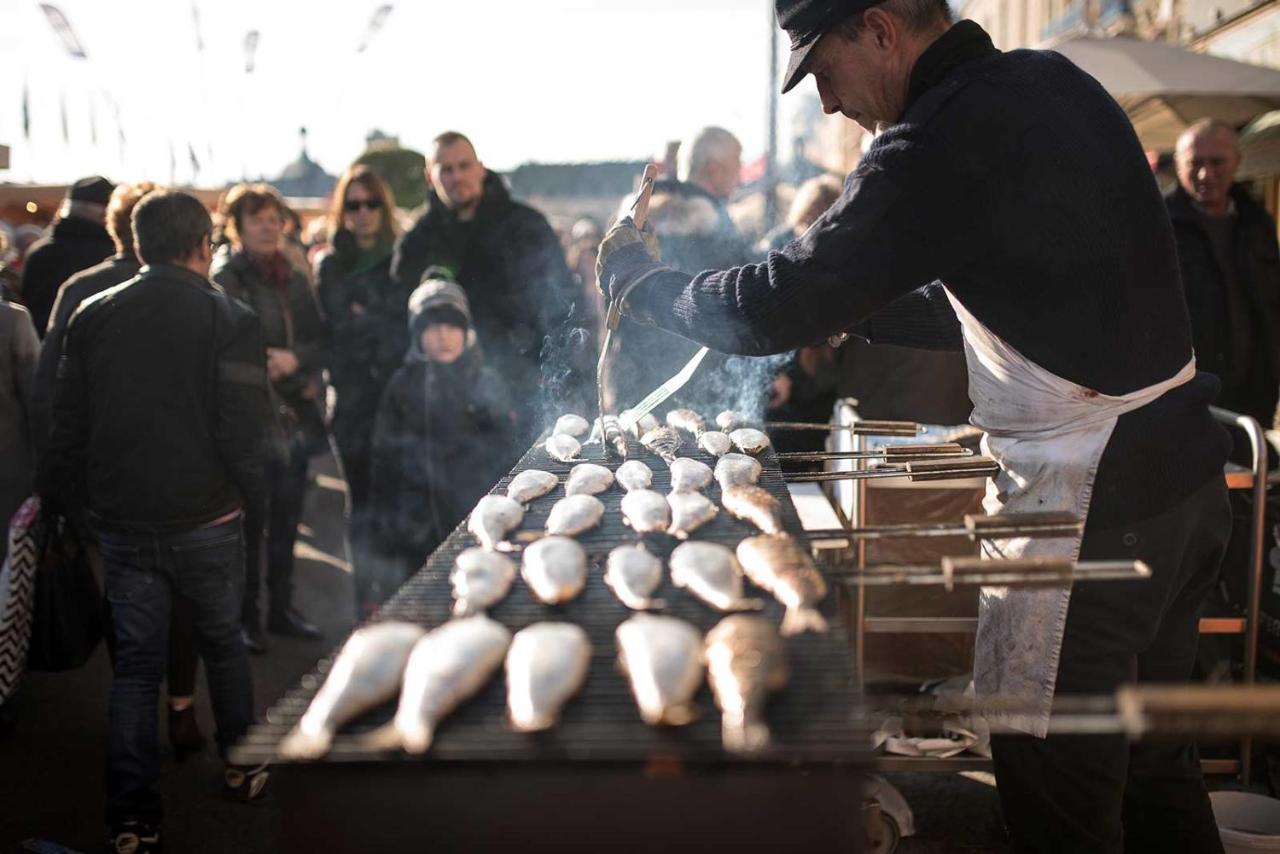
[234,439,873,853]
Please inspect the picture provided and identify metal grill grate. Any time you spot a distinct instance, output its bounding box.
[232,437,864,767]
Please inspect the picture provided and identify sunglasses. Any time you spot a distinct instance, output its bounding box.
[343,198,383,212]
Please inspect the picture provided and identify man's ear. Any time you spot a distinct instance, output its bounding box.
[865,8,896,50]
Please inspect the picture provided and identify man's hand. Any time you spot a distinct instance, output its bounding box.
[266,347,300,382]
[596,216,662,306]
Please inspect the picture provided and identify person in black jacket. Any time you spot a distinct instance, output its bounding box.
[44,190,270,852]
[212,183,327,649]
[369,273,515,601]
[598,3,1231,851]
[391,132,589,440]
[315,166,410,616]
[19,176,117,335]
[1167,119,1280,431]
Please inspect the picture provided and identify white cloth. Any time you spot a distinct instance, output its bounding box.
[945,289,1195,736]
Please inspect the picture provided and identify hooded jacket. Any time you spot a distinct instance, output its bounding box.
[370,278,515,563]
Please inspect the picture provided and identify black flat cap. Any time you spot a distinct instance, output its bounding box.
[67,175,115,206]
[776,0,870,93]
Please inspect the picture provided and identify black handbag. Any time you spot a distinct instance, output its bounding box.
[26,510,102,672]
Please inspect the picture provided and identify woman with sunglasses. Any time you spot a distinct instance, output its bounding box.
[315,165,408,615]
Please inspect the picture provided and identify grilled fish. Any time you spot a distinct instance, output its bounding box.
[639,426,682,463]
[714,453,762,489]
[507,469,558,504]
[604,544,666,610]
[621,489,671,534]
[666,491,719,540]
[615,459,654,492]
[622,409,661,439]
[506,622,592,732]
[554,414,591,437]
[467,495,526,550]
[279,621,426,759]
[669,457,713,493]
[521,536,588,604]
[450,548,516,616]
[698,431,733,457]
[565,463,614,497]
[666,408,707,437]
[616,613,704,726]
[705,615,788,753]
[669,541,763,611]
[546,433,582,462]
[736,534,829,635]
[545,494,604,537]
[716,410,747,432]
[722,484,783,534]
[363,617,511,754]
[729,427,771,455]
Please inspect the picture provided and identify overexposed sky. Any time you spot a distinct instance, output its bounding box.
[0,0,812,186]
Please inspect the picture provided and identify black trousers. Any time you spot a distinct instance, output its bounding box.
[242,442,310,623]
[990,476,1230,853]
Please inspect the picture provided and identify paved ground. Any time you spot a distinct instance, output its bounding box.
[0,455,1010,854]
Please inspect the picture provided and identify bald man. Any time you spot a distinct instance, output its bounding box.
[1167,119,1280,429]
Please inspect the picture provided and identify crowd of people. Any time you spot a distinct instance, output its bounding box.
[0,107,1275,852]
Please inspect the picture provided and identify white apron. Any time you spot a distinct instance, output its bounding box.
[944,289,1195,737]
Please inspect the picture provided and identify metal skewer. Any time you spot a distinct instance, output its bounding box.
[766,419,923,437]
[785,456,1001,483]
[837,556,1149,590]
[775,443,970,463]
[806,511,1082,544]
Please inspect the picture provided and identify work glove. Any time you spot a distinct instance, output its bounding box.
[596,216,663,307]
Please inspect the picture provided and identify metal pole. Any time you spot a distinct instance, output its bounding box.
[765,3,779,232]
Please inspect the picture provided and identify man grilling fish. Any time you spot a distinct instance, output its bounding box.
[597,2,1232,851]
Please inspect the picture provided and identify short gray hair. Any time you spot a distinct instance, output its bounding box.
[681,126,742,183]
[839,0,953,39]
[1176,118,1239,156]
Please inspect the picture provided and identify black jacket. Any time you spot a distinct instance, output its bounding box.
[370,281,515,560]
[1166,184,1280,426]
[45,264,269,532]
[629,20,1228,524]
[315,237,411,438]
[31,253,141,462]
[391,172,586,416]
[20,216,116,336]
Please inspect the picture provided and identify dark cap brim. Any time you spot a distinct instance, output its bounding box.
[781,35,820,94]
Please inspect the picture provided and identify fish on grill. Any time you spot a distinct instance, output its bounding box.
[616,613,705,726]
[506,469,558,505]
[669,457,713,493]
[666,491,719,540]
[554,414,591,437]
[506,622,592,732]
[722,484,784,534]
[736,534,829,635]
[545,433,582,462]
[545,494,605,537]
[716,410,748,432]
[729,427,771,455]
[639,426,682,464]
[279,621,426,759]
[615,459,654,492]
[705,615,788,753]
[669,540,763,611]
[714,453,763,489]
[621,489,671,534]
[521,536,588,604]
[622,409,661,439]
[467,495,526,550]
[666,408,707,437]
[363,616,512,754]
[450,548,516,616]
[604,544,666,610]
[565,463,614,496]
[698,431,733,457]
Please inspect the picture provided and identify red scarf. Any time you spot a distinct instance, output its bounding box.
[251,251,292,291]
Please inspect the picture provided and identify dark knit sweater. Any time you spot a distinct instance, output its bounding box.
[629,20,1229,525]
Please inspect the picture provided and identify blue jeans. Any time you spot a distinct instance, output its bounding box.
[98,516,254,826]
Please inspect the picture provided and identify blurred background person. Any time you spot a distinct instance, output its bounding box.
[280,205,313,285]
[314,165,407,617]
[757,173,844,254]
[370,273,514,601]
[0,228,20,302]
[212,183,327,651]
[20,176,116,335]
[0,293,38,536]
[564,216,605,346]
